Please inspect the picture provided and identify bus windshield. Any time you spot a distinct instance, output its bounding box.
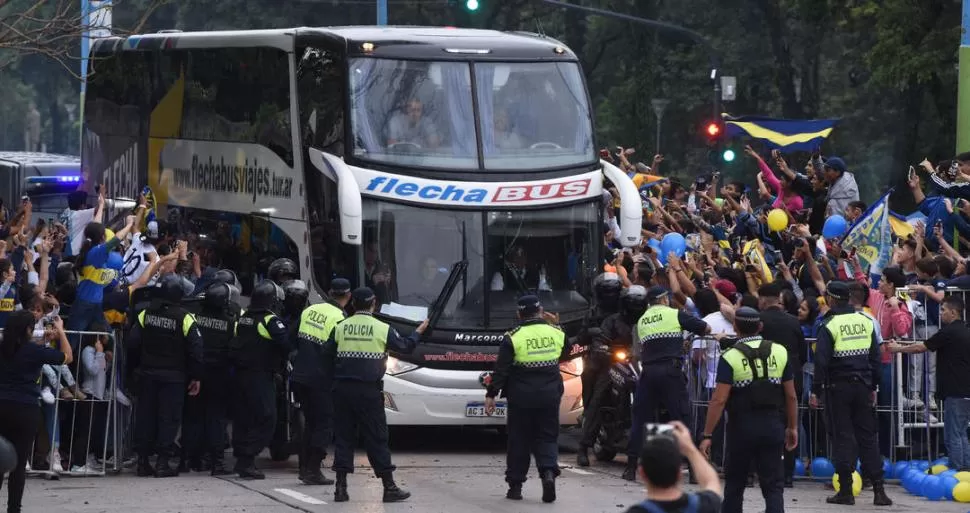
[349,58,595,171]
[362,199,597,330]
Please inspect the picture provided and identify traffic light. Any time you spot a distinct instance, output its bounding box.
[722,148,736,162]
[465,0,480,11]
[703,121,724,143]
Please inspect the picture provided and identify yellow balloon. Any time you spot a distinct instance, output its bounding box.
[831,471,863,496]
[767,209,788,232]
[105,228,115,240]
[956,471,970,483]
[953,481,970,502]
[931,464,950,475]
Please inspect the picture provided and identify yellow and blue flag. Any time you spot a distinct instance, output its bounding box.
[842,190,893,277]
[724,116,839,152]
[141,185,156,229]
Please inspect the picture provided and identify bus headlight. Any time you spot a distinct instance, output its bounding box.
[386,356,419,376]
[559,356,584,377]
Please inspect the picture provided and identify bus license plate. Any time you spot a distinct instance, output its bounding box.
[466,401,506,418]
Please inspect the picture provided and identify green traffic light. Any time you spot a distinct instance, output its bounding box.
[722,149,736,162]
[466,0,479,10]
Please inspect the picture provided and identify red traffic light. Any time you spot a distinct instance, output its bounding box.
[705,122,721,138]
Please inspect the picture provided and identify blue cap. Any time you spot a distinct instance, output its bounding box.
[824,157,847,174]
[330,278,351,295]
[826,281,851,300]
[517,294,541,315]
[646,286,669,302]
[351,287,376,303]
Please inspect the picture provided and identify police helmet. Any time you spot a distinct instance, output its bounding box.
[203,281,232,310]
[620,285,648,319]
[250,279,284,313]
[156,274,184,303]
[268,258,299,284]
[212,269,240,289]
[282,279,310,315]
[593,272,622,307]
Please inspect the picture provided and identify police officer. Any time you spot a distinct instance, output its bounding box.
[812,281,892,506]
[292,278,351,485]
[580,273,622,409]
[577,285,647,467]
[323,287,428,503]
[180,281,239,475]
[698,307,798,513]
[230,280,291,479]
[268,258,299,285]
[623,286,710,481]
[485,294,570,503]
[127,274,204,478]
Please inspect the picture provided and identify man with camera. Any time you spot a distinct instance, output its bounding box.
[699,306,798,513]
[624,421,722,513]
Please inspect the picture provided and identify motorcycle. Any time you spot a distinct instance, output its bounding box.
[591,348,640,463]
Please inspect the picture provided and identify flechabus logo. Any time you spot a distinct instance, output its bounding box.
[363,176,592,205]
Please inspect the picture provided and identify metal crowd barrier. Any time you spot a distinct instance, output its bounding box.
[27,329,127,479]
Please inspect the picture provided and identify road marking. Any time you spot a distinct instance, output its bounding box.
[564,467,594,475]
[274,488,327,505]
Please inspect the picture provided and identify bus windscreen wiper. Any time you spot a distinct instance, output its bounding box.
[425,260,468,335]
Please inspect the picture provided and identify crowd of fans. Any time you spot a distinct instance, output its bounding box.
[599,145,970,465]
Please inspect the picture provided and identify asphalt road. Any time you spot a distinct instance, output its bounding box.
[13,427,970,512]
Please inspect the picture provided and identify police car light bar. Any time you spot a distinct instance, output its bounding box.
[26,175,81,183]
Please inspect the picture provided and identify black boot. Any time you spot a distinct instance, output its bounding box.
[154,457,178,478]
[826,473,855,505]
[506,481,523,500]
[235,457,264,480]
[334,472,349,503]
[784,475,794,488]
[576,447,590,467]
[873,481,893,506]
[381,473,411,503]
[622,457,638,481]
[541,470,557,503]
[136,456,154,477]
[300,450,334,485]
[210,455,232,476]
[177,456,191,473]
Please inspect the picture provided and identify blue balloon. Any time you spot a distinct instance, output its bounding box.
[922,475,945,501]
[822,214,848,238]
[811,457,834,480]
[882,458,892,478]
[917,460,931,472]
[941,469,958,479]
[647,238,662,252]
[941,475,959,500]
[933,457,950,467]
[794,459,806,477]
[893,461,911,480]
[660,233,687,260]
[909,473,928,495]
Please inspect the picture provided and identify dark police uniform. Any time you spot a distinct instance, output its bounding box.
[128,289,203,477]
[323,287,421,502]
[625,287,709,479]
[716,335,791,513]
[180,283,238,475]
[580,273,621,413]
[229,284,291,479]
[813,282,890,505]
[292,294,346,484]
[486,295,570,503]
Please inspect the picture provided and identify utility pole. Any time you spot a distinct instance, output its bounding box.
[377,0,387,25]
[541,0,721,122]
[959,0,970,152]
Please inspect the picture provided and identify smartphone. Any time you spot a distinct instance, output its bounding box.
[773,250,783,262]
[908,166,916,182]
[599,148,610,158]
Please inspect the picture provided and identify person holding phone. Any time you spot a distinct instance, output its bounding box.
[0,309,72,513]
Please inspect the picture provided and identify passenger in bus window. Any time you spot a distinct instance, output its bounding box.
[386,98,439,149]
[493,109,524,151]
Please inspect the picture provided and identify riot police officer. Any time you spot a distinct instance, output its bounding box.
[128,274,204,478]
[485,294,570,503]
[699,307,798,513]
[623,286,710,481]
[323,287,428,503]
[577,285,647,467]
[580,273,622,409]
[812,281,892,506]
[229,280,291,479]
[292,278,351,485]
[268,258,299,285]
[180,281,239,475]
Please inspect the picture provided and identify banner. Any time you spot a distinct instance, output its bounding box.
[842,190,893,276]
[724,115,839,152]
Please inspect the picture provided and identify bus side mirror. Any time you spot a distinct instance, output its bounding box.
[601,159,643,248]
[308,148,362,246]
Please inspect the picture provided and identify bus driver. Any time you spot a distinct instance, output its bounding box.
[387,98,440,149]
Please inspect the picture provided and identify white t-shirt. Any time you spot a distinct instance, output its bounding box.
[121,232,156,285]
[691,312,735,389]
[59,207,98,257]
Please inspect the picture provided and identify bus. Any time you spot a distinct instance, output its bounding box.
[82,26,642,426]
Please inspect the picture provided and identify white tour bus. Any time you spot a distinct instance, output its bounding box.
[82,26,642,426]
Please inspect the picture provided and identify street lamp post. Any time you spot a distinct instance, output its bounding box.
[377,0,387,25]
[651,98,670,154]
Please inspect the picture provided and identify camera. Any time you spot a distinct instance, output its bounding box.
[644,423,675,440]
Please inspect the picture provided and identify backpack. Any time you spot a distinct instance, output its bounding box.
[731,339,783,410]
[635,492,699,513]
